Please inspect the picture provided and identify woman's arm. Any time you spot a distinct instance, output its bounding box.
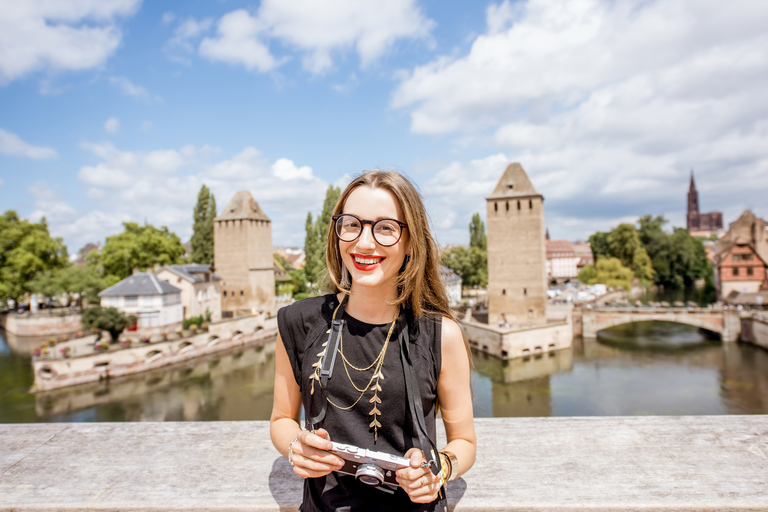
[396,316,476,502]
[436,316,476,476]
[270,332,344,477]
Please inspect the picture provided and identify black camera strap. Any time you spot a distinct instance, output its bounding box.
[305,295,347,432]
[398,317,442,477]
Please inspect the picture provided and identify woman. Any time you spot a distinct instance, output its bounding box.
[270,170,475,511]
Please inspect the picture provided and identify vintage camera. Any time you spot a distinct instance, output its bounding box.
[329,441,411,487]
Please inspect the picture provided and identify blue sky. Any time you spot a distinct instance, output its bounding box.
[1,0,767,254]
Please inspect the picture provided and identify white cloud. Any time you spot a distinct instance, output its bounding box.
[195,0,434,74]
[0,128,58,159]
[162,12,175,25]
[393,0,768,240]
[108,76,154,100]
[139,120,153,132]
[27,184,78,229]
[0,0,141,85]
[164,17,214,63]
[104,117,120,134]
[65,143,327,250]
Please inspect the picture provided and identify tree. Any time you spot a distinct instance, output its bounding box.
[190,185,216,265]
[97,222,186,281]
[304,185,341,286]
[0,211,68,302]
[442,246,488,288]
[81,306,135,342]
[579,257,634,291]
[469,213,487,251]
[606,223,654,281]
[589,232,610,262]
[28,265,109,311]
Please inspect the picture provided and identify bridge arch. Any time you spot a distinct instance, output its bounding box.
[583,308,725,339]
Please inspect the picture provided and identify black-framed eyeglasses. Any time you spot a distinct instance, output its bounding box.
[332,214,407,247]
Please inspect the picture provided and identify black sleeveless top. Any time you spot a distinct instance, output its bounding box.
[278,294,443,512]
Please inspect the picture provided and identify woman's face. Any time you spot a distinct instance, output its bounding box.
[338,186,410,294]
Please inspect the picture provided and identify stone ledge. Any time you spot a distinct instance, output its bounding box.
[1,416,767,511]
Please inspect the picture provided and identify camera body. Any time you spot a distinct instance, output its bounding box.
[329,441,411,487]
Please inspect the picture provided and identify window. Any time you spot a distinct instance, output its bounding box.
[505,201,509,211]
[517,201,521,210]
[240,290,244,296]
[747,267,754,276]
[125,295,138,307]
[523,288,527,296]
[733,267,739,276]
[494,202,498,212]
[223,290,227,297]
[529,199,533,209]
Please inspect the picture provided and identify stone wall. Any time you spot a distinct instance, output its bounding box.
[460,317,572,360]
[742,316,768,350]
[2,416,767,511]
[0,311,82,337]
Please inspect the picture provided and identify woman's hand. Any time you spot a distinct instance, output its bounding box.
[396,448,443,504]
[289,428,345,479]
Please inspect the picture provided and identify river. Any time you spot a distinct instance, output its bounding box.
[1,321,767,423]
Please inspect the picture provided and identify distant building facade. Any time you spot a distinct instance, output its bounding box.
[571,242,594,270]
[686,171,723,237]
[156,264,222,322]
[214,191,275,317]
[715,243,768,297]
[98,273,183,330]
[715,210,768,298]
[440,265,462,308]
[486,163,547,327]
[546,240,580,283]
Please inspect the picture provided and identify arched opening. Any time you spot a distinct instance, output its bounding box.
[254,325,264,332]
[179,341,195,354]
[38,366,56,379]
[232,330,244,341]
[145,350,163,363]
[94,362,110,370]
[207,335,220,346]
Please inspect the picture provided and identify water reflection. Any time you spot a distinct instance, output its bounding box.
[470,321,768,417]
[2,321,768,422]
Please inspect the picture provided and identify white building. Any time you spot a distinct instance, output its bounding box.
[98,273,183,331]
[440,266,462,308]
[546,240,581,282]
[156,264,222,322]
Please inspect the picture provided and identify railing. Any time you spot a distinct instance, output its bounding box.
[1,416,766,511]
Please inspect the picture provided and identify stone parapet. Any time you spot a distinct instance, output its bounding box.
[1,416,767,511]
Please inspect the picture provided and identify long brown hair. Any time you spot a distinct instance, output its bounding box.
[324,170,451,319]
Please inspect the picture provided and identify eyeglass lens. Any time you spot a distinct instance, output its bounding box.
[335,214,403,246]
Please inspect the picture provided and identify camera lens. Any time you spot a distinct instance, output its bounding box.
[355,463,384,486]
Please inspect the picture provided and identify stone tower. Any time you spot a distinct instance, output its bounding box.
[214,191,275,317]
[486,163,547,327]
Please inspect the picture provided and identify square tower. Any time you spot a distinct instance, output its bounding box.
[214,191,275,317]
[486,163,547,327]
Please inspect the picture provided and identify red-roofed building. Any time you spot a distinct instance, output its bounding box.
[546,240,580,283]
[715,242,768,297]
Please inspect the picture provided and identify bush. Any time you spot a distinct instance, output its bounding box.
[293,292,309,301]
[183,315,205,329]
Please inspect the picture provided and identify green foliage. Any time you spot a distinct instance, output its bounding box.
[587,215,713,293]
[0,211,68,302]
[606,223,654,281]
[190,184,216,265]
[97,222,185,281]
[588,232,610,262]
[582,257,634,291]
[469,213,487,251]
[441,246,488,288]
[81,306,134,342]
[304,185,341,286]
[637,215,711,288]
[183,310,211,329]
[27,265,107,309]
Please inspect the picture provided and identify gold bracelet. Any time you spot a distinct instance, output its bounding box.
[440,450,459,481]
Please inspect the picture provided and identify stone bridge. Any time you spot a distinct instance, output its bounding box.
[580,307,742,342]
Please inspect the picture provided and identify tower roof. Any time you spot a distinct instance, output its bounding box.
[486,163,542,200]
[215,191,271,222]
[689,170,696,191]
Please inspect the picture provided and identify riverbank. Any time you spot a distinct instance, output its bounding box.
[2,416,766,511]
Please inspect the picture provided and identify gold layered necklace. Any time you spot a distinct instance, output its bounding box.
[309,298,398,441]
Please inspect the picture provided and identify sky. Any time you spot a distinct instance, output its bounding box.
[1,0,767,255]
